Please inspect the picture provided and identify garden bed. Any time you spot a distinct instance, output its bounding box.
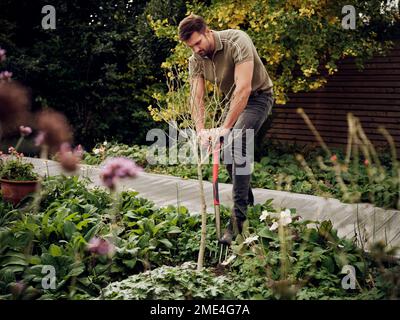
[0,175,399,300]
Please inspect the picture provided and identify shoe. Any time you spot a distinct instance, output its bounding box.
[218,227,234,245]
[218,218,246,245]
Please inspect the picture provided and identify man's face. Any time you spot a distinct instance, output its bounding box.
[185,31,212,57]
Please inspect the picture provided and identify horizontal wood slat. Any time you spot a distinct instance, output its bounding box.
[266,132,400,149]
[291,93,400,100]
[272,112,400,124]
[271,122,400,135]
[313,87,400,93]
[272,118,400,130]
[326,75,400,81]
[268,127,399,141]
[274,108,400,117]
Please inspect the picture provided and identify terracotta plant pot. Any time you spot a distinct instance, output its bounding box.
[0,179,39,206]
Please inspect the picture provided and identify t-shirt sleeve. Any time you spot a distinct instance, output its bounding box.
[232,31,254,65]
[188,56,204,79]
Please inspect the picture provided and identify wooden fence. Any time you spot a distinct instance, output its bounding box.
[266,41,400,156]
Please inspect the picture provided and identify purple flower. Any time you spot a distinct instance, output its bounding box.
[0,48,6,62]
[100,157,142,190]
[87,237,115,257]
[0,71,12,81]
[19,125,32,137]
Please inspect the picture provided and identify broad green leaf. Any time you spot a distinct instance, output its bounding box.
[64,221,76,239]
[167,226,182,234]
[49,244,62,257]
[258,227,277,240]
[158,238,173,249]
[28,256,41,265]
[122,259,137,269]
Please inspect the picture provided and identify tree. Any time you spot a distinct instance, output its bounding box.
[150,69,241,270]
[0,0,186,148]
[149,0,399,105]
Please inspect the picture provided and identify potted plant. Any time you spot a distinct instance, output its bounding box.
[0,126,40,205]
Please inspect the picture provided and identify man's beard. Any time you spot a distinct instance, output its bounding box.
[199,50,210,58]
[200,37,213,58]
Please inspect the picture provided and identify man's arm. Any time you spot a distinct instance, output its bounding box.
[222,60,253,129]
[190,75,206,132]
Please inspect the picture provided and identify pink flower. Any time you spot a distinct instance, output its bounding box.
[19,125,32,137]
[0,48,6,62]
[10,281,26,297]
[0,71,12,81]
[57,142,82,172]
[364,159,369,166]
[330,154,337,162]
[100,157,142,190]
[34,131,46,146]
[74,144,84,158]
[8,146,16,155]
[87,237,115,257]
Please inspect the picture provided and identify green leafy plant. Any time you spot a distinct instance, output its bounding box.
[0,158,38,181]
[0,126,39,181]
[100,261,234,300]
[0,174,398,300]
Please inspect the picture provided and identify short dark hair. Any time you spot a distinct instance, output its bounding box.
[178,14,207,41]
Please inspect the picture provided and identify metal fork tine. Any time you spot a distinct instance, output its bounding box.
[218,244,224,264]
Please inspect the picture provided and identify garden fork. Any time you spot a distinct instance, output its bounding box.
[210,136,229,264]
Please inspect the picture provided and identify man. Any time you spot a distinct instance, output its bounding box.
[178,14,274,245]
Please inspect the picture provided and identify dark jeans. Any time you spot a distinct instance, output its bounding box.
[225,91,274,229]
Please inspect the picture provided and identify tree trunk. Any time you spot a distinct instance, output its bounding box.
[196,160,207,271]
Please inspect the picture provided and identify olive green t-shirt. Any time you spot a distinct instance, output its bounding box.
[188,29,273,97]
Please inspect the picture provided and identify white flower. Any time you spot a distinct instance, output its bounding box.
[279,209,292,226]
[243,235,259,245]
[221,254,237,266]
[260,210,270,221]
[93,148,100,155]
[269,222,279,231]
[269,209,292,231]
[103,141,108,146]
